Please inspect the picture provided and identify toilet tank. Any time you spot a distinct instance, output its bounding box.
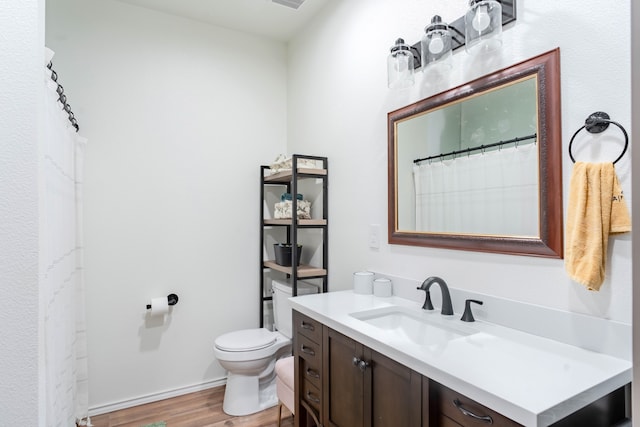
[272,280,319,339]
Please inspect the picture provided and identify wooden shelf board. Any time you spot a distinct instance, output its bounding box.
[264,261,327,278]
[264,219,327,226]
[263,168,327,183]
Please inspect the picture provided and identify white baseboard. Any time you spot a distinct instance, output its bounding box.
[88,378,227,417]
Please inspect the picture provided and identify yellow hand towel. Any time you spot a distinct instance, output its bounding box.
[565,162,631,291]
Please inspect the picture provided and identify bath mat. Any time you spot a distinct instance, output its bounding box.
[141,423,166,427]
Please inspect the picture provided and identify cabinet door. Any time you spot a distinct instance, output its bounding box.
[323,328,365,427]
[367,349,422,427]
[323,328,423,427]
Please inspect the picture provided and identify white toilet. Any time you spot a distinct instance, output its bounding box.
[214,280,318,416]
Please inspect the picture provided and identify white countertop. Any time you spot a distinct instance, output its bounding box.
[289,290,632,426]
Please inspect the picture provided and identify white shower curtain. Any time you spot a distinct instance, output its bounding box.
[42,49,90,426]
[413,143,539,236]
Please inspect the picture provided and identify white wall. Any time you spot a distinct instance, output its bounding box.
[0,0,43,425]
[287,0,632,322]
[46,0,288,409]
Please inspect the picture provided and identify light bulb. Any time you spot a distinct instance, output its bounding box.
[472,6,491,32]
[428,35,444,55]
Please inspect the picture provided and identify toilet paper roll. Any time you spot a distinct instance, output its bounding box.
[373,278,392,297]
[353,271,374,294]
[149,297,169,316]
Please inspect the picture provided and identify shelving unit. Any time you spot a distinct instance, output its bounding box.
[260,155,328,328]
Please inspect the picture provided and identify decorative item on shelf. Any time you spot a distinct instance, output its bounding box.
[421,15,453,70]
[465,0,503,55]
[269,154,318,174]
[568,111,629,164]
[274,192,311,219]
[386,0,515,88]
[274,243,302,267]
[387,38,418,89]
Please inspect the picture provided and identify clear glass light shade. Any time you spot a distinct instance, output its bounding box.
[465,0,503,55]
[421,15,452,70]
[387,38,415,89]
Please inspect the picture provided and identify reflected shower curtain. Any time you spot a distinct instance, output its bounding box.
[42,50,90,426]
[414,144,539,236]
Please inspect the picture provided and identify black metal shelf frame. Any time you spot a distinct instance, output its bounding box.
[259,155,328,328]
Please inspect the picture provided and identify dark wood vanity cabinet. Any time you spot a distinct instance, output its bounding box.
[292,310,629,427]
[323,328,422,427]
[293,310,324,427]
[293,311,420,427]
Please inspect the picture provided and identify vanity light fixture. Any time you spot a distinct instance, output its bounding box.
[421,15,453,70]
[386,0,515,87]
[465,0,503,55]
[387,38,418,89]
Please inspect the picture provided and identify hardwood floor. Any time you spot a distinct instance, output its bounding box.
[89,386,294,427]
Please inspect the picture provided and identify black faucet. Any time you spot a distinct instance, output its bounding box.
[416,276,454,315]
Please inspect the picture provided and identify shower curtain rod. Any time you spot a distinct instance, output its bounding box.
[413,133,537,164]
[47,61,79,132]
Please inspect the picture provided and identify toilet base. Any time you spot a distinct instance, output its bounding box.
[222,371,278,416]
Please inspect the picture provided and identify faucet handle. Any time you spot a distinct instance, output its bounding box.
[461,299,483,322]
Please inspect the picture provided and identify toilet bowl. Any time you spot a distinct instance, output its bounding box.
[214,280,318,416]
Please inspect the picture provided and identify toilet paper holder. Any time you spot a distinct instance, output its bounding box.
[146,293,179,310]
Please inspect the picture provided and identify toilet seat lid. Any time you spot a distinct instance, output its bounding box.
[215,328,277,352]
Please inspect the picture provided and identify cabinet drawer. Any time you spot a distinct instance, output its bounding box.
[437,383,522,427]
[294,310,322,344]
[300,351,322,389]
[302,379,322,415]
[298,334,321,366]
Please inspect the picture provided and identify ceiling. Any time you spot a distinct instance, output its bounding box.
[114,0,330,42]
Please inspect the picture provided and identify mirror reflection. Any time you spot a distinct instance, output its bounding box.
[396,76,539,236]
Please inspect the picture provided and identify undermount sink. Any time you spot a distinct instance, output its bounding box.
[349,305,476,347]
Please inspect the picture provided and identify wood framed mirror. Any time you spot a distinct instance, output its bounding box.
[387,49,563,258]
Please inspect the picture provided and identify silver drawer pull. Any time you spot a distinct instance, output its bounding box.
[306,391,320,404]
[301,345,315,356]
[453,399,493,424]
[306,368,320,379]
[301,321,315,331]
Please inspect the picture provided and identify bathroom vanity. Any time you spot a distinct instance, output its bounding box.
[290,291,631,427]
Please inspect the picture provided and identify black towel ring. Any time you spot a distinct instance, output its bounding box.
[568,111,629,164]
